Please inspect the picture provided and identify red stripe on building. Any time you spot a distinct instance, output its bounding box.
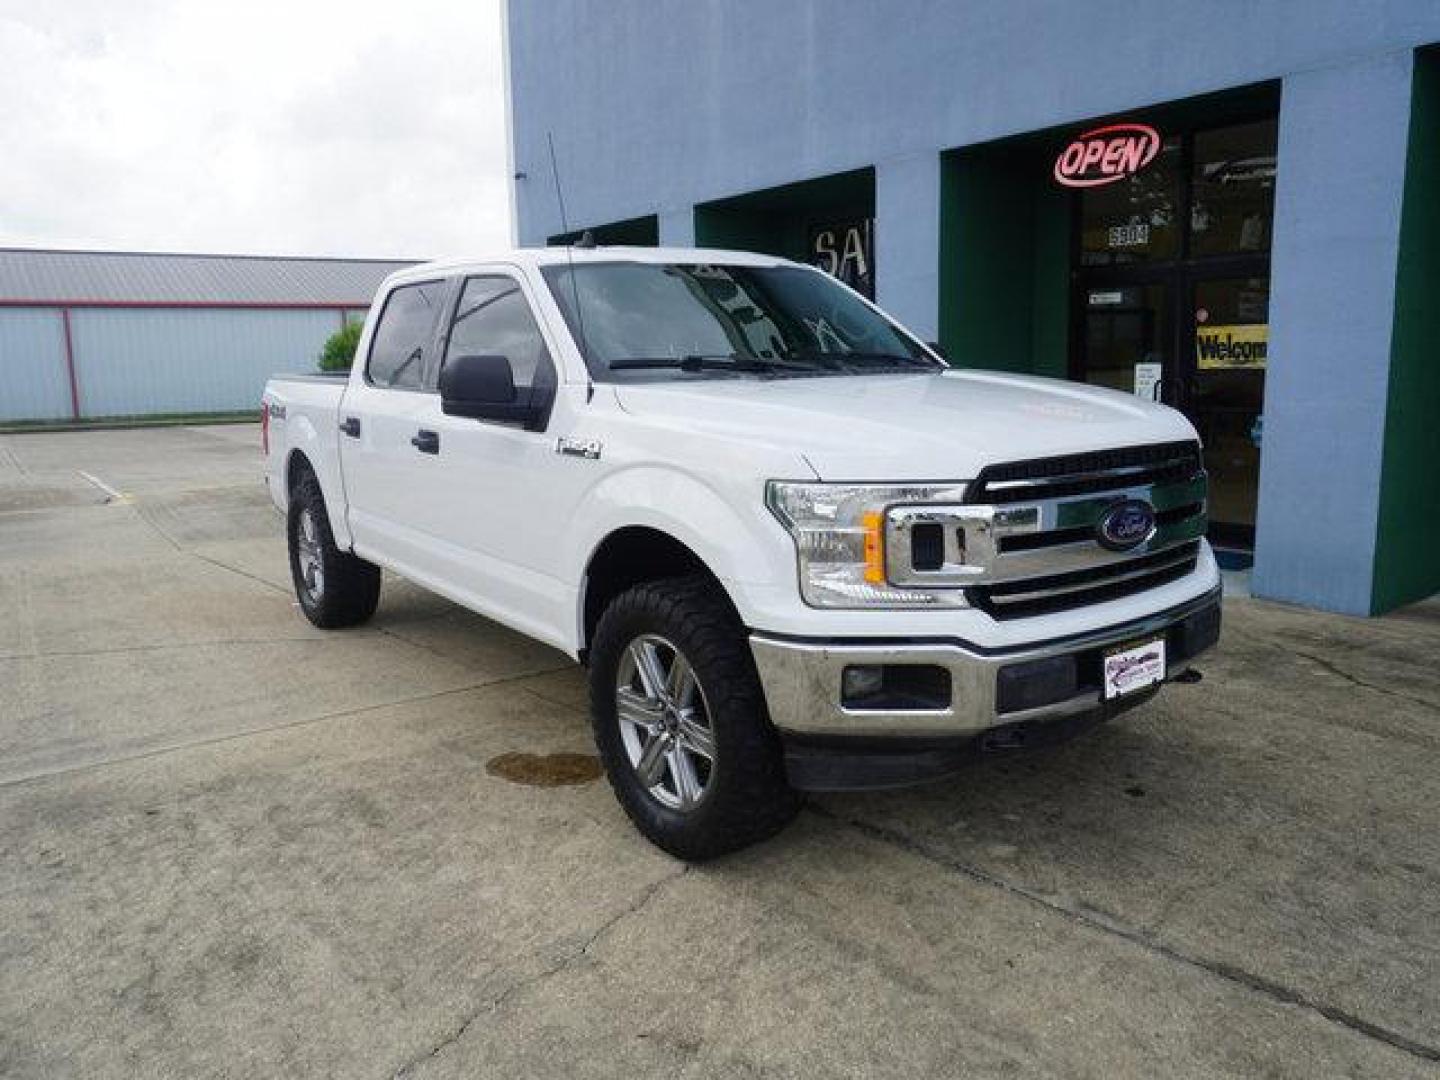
[0,299,369,310]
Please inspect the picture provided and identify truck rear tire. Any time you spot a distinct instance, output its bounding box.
[287,474,381,629]
[588,575,802,861]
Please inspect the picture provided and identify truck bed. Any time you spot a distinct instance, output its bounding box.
[262,370,349,543]
[268,371,350,384]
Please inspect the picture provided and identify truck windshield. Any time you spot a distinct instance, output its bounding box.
[540,262,943,379]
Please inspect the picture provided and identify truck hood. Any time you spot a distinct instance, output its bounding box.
[613,370,1198,481]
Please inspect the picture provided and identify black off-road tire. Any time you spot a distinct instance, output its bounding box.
[287,473,381,629]
[588,575,802,861]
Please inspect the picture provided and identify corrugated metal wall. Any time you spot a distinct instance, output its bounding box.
[0,307,368,421]
[0,307,71,421]
[69,308,345,417]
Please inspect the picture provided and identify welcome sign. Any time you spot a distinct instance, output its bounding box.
[1196,324,1268,369]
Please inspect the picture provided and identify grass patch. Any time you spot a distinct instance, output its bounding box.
[0,410,259,434]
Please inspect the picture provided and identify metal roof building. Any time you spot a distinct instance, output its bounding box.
[0,248,415,423]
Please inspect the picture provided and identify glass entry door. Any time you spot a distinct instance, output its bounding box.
[1185,276,1268,545]
[1078,283,1170,400]
[1069,116,1277,549]
[1075,272,1266,547]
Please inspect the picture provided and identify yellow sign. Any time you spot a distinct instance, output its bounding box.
[1196,324,1268,369]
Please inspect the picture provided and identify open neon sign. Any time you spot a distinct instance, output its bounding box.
[1054,123,1162,188]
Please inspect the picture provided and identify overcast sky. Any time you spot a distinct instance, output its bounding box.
[0,0,509,259]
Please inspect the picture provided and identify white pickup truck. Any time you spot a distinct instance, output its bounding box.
[262,246,1220,860]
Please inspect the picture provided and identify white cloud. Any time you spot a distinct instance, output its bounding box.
[0,0,510,258]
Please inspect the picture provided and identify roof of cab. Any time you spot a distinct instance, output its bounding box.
[382,245,799,287]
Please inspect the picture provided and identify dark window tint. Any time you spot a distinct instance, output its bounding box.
[1190,120,1278,257]
[808,218,875,298]
[366,281,443,389]
[1079,284,1169,394]
[1079,137,1181,267]
[442,276,554,389]
[1191,276,1269,530]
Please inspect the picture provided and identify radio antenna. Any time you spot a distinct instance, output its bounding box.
[547,131,594,402]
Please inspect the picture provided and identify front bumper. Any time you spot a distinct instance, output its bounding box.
[750,586,1221,790]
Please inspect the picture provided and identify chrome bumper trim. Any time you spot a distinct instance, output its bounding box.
[751,586,1220,738]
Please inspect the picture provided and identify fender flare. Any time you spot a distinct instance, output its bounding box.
[566,466,791,644]
[283,429,353,550]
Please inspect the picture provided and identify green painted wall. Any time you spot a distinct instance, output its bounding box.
[549,214,659,246]
[1030,181,1072,379]
[939,146,1069,376]
[693,207,808,259]
[693,168,874,262]
[1373,49,1440,612]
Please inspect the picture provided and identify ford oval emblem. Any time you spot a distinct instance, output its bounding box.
[1097,499,1156,552]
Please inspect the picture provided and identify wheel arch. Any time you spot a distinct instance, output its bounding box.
[285,447,315,497]
[565,463,794,660]
[284,447,352,550]
[579,525,742,663]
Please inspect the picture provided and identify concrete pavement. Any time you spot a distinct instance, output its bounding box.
[0,424,1436,1078]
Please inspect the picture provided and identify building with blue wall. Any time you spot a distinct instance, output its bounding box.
[506,1,1440,616]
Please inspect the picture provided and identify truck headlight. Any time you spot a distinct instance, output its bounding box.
[766,481,969,608]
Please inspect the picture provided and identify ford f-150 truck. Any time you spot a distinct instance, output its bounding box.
[262,247,1220,860]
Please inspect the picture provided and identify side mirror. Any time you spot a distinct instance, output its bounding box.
[440,355,552,430]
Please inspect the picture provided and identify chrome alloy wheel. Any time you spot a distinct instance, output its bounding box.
[615,633,717,811]
[296,508,325,603]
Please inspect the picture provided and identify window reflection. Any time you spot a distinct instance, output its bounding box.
[1080,285,1168,393]
[1077,120,1278,264]
[1079,137,1181,266]
[1192,277,1269,530]
[1191,120,1278,257]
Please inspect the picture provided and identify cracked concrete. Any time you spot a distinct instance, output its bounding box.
[391,868,690,1079]
[1,423,1438,1078]
[1286,645,1440,716]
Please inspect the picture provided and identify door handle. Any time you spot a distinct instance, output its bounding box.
[339,417,361,438]
[411,429,440,455]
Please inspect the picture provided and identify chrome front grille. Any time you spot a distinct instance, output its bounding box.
[970,540,1202,619]
[968,441,1203,504]
[965,441,1206,619]
[881,441,1207,619]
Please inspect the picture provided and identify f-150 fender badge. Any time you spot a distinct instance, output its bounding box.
[556,436,603,460]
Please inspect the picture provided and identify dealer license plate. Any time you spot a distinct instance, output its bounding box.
[1103,637,1166,700]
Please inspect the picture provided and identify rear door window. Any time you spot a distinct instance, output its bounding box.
[366,280,445,389]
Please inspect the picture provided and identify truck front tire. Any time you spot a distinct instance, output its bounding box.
[287,474,381,628]
[588,575,802,861]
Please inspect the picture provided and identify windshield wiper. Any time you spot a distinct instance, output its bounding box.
[608,354,820,374]
[786,349,940,373]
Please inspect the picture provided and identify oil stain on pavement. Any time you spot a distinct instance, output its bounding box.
[485,751,603,787]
